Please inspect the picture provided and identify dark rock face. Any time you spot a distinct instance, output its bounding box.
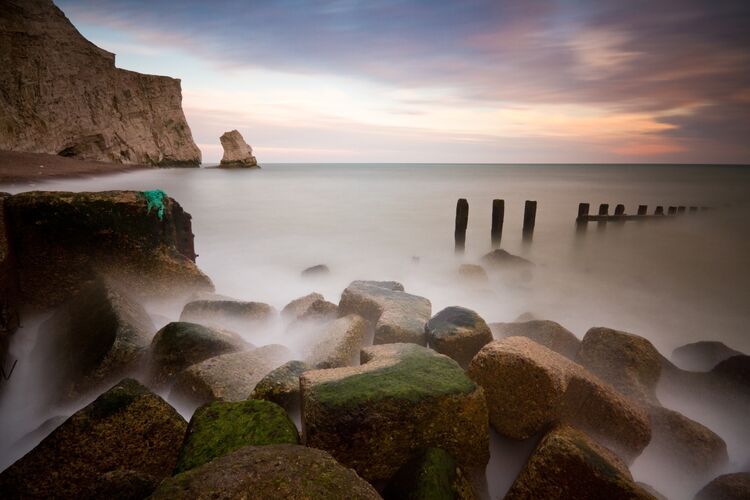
[0,193,19,358]
[301,343,489,483]
[425,306,493,368]
[149,321,248,386]
[180,299,276,331]
[0,379,187,498]
[35,278,155,398]
[490,320,580,360]
[151,444,382,499]
[87,469,160,500]
[302,264,331,277]
[672,341,743,372]
[694,473,750,500]
[711,355,750,390]
[2,190,212,309]
[174,399,299,474]
[480,249,532,269]
[338,280,431,345]
[251,360,312,411]
[383,448,476,500]
[0,0,201,165]
[504,425,656,500]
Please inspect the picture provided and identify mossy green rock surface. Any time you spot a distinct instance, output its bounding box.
[0,378,186,498]
[151,444,382,499]
[383,448,476,500]
[174,399,299,473]
[251,360,311,410]
[505,425,655,500]
[301,343,489,483]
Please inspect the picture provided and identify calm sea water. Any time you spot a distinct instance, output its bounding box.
[2,163,749,496]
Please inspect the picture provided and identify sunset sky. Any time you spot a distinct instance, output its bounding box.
[58,0,750,164]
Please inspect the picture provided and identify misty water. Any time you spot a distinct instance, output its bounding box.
[1,163,749,498]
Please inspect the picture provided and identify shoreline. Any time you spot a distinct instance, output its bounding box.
[0,151,152,185]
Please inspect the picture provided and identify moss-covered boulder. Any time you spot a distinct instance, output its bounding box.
[34,278,154,398]
[383,448,476,500]
[180,299,276,331]
[251,360,311,410]
[694,473,750,500]
[151,444,381,499]
[87,469,160,500]
[307,314,367,368]
[425,306,492,369]
[338,280,431,345]
[576,327,662,404]
[468,337,650,463]
[170,344,291,410]
[489,320,580,360]
[0,379,186,498]
[174,399,299,473]
[3,190,213,310]
[301,343,489,483]
[505,425,655,500]
[149,321,248,386]
[672,341,743,372]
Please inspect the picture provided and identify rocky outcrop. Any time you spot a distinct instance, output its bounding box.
[180,299,275,331]
[425,306,493,368]
[307,314,368,369]
[0,379,187,498]
[301,343,489,483]
[2,190,212,310]
[219,130,258,167]
[338,280,431,345]
[468,337,650,463]
[505,425,656,500]
[383,448,476,500]
[672,341,743,372]
[151,444,382,499]
[694,473,750,500]
[282,292,337,322]
[0,192,19,358]
[490,320,580,360]
[87,470,161,500]
[0,0,201,165]
[174,399,299,474]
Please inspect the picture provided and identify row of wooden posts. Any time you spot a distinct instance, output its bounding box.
[576,203,708,223]
[454,198,537,252]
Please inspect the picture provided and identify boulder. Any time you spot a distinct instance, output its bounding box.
[576,327,662,404]
[383,448,476,500]
[480,249,532,269]
[504,425,655,500]
[150,444,381,499]
[425,306,493,368]
[302,264,330,277]
[3,190,212,309]
[250,360,311,411]
[34,278,154,397]
[338,280,431,345]
[467,337,650,463]
[490,320,580,360]
[672,341,743,372]
[0,379,187,498]
[694,473,750,500]
[458,264,488,284]
[282,292,337,322]
[170,344,291,409]
[219,130,258,167]
[307,314,367,369]
[149,321,248,386]
[180,299,275,331]
[711,355,750,390]
[0,192,19,361]
[174,399,300,473]
[87,470,160,500]
[301,343,489,483]
[0,0,201,165]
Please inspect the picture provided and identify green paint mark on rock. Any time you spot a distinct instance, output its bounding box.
[142,189,167,220]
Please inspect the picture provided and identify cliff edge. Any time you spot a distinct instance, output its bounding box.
[0,0,202,166]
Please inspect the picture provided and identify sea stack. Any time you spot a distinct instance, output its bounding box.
[219,130,259,168]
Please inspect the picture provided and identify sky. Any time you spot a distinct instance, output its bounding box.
[57,0,750,164]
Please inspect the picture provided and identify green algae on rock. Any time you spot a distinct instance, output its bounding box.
[301,343,488,483]
[174,399,299,473]
[0,379,187,498]
[383,448,476,500]
[151,444,381,499]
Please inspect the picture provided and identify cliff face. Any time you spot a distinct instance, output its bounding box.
[0,0,202,166]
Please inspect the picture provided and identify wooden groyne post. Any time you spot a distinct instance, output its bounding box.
[491,199,504,248]
[655,206,664,215]
[455,198,468,253]
[637,205,648,215]
[523,200,537,241]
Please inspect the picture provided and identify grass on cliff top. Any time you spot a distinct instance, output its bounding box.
[311,349,476,408]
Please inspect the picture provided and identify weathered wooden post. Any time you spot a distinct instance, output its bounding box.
[577,203,590,221]
[491,199,504,248]
[668,206,677,215]
[455,198,468,253]
[677,206,686,214]
[655,206,664,216]
[523,200,537,241]
[638,205,648,215]
[614,204,625,216]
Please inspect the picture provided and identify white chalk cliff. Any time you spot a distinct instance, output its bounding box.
[0,0,201,166]
[219,130,258,168]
